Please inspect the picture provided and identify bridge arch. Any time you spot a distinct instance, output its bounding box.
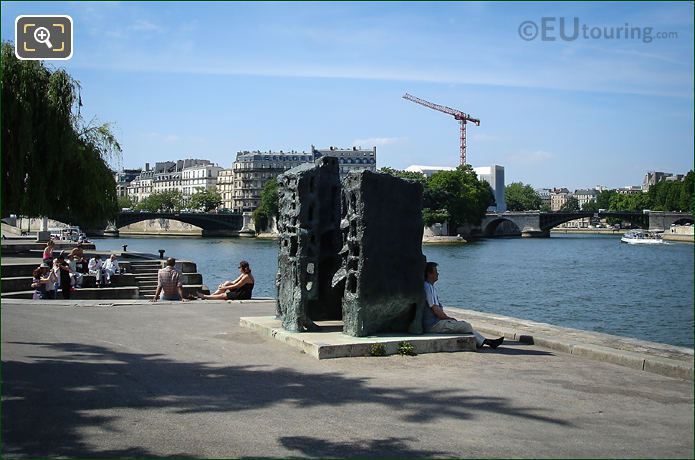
[116,216,204,234]
[672,217,694,226]
[539,212,595,232]
[115,212,243,237]
[482,218,522,237]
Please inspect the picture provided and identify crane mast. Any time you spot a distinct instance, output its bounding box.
[403,93,480,165]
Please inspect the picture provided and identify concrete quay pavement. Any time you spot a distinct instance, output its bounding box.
[1,299,693,458]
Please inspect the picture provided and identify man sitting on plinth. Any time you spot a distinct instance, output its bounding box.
[424,261,504,349]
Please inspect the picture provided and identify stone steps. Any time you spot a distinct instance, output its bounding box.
[2,276,34,292]
[1,264,37,278]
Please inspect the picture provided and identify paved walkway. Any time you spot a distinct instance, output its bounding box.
[1,299,693,458]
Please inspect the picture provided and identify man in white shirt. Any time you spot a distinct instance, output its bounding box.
[102,254,120,284]
[424,261,504,349]
[88,255,105,286]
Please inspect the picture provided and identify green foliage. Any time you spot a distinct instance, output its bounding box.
[595,190,617,210]
[135,190,184,212]
[380,166,493,233]
[646,172,693,212]
[559,197,580,212]
[426,165,494,230]
[117,196,133,209]
[369,343,386,357]
[397,341,416,356]
[1,41,120,226]
[581,200,599,212]
[540,203,552,213]
[607,192,651,212]
[259,178,279,217]
[378,167,427,184]
[422,208,450,227]
[594,174,692,214]
[188,188,222,212]
[252,208,269,232]
[505,182,542,211]
[252,178,279,232]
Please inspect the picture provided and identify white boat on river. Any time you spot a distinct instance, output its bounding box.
[621,230,664,244]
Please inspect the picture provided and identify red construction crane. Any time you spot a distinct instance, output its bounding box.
[402,93,480,165]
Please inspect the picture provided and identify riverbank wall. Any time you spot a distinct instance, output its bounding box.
[550,228,625,235]
[663,225,694,243]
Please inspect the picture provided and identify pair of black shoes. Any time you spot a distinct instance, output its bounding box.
[478,337,504,349]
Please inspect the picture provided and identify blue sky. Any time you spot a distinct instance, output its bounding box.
[2,1,693,189]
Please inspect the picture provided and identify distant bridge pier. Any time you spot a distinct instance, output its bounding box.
[521,229,550,238]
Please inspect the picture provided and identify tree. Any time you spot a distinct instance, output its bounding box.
[595,190,617,210]
[378,167,427,184]
[1,41,121,226]
[608,192,650,212]
[560,197,580,212]
[505,182,542,211]
[135,190,184,212]
[581,199,599,212]
[188,188,222,212]
[252,178,279,231]
[681,171,694,214]
[117,196,133,210]
[427,165,495,231]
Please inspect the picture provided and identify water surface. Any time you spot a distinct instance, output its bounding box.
[95,234,694,348]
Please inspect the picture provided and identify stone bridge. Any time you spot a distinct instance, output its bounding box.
[113,211,245,237]
[479,211,693,238]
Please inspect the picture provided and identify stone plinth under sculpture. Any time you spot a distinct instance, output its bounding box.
[275,159,425,337]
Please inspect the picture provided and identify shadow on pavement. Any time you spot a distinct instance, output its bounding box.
[484,344,554,356]
[278,435,445,458]
[2,341,571,458]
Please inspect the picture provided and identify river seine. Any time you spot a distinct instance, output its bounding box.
[95,234,694,348]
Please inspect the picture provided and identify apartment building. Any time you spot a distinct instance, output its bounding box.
[126,159,216,204]
[230,146,377,212]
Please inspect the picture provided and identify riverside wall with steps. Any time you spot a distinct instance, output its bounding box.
[121,260,209,300]
[2,241,209,301]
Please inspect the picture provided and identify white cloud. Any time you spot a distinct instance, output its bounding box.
[351,137,405,147]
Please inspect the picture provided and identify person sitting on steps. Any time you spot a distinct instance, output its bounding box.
[152,257,186,302]
[423,261,504,349]
[198,260,254,300]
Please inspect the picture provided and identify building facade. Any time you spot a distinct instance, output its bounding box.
[473,165,506,212]
[114,168,142,198]
[312,146,377,176]
[573,189,597,209]
[550,187,571,211]
[616,185,643,195]
[181,163,223,197]
[216,169,235,210]
[126,159,216,204]
[230,146,377,212]
[535,188,552,210]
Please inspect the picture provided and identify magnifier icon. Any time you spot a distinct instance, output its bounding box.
[33,27,53,49]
